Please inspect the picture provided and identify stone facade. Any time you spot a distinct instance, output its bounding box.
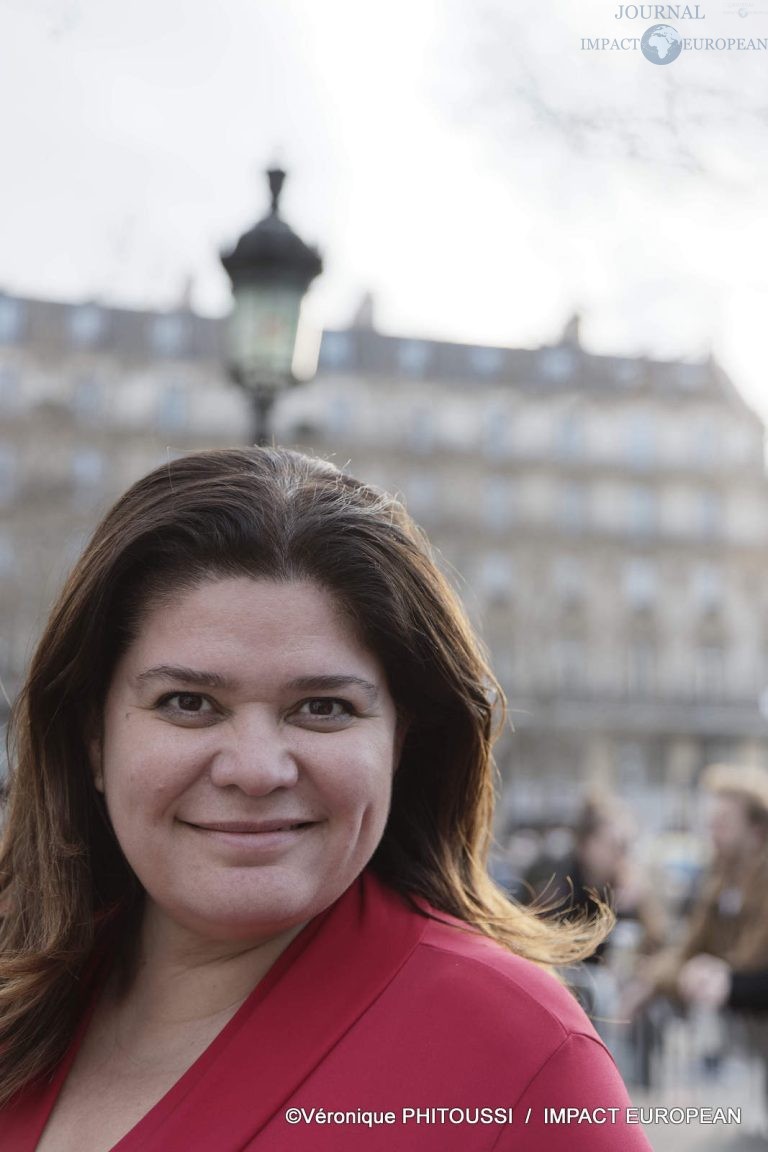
[1,290,767,830]
[0,291,247,730]
[276,315,768,830]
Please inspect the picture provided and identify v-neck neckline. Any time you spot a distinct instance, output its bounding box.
[27,904,328,1152]
[16,871,428,1152]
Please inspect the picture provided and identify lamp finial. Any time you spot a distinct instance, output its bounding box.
[267,168,286,215]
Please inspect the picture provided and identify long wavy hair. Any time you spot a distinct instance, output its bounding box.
[0,447,609,1105]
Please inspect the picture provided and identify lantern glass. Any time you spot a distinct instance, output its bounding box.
[227,281,303,389]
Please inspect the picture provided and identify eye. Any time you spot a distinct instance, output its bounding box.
[155,693,218,721]
[293,698,355,725]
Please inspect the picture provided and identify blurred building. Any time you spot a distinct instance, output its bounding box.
[0,289,248,728]
[2,289,768,829]
[277,306,768,831]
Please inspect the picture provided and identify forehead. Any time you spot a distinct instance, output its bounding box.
[121,577,378,675]
[709,793,748,823]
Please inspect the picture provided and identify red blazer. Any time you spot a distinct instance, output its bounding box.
[1,870,652,1150]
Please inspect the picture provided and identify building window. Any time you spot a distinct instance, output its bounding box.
[405,471,437,518]
[552,555,585,603]
[0,531,14,577]
[494,649,515,686]
[691,417,719,467]
[0,297,23,344]
[625,639,657,696]
[677,363,706,390]
[692,563,723,612]
[71,449,104,506]
[151,314,188,357]
[539,348,574,382]
[698,489,723,538]
[63,529,90,569]
[479,552,514,606]
[0,366,20,409]
[623,558,657,609]
[408,407,434,453]
[626,412,656,469]
[628,486,657,537]
[554,637,586,691]
[484,477,513,531]
[72,448,104,485]
[468,346,505,376]
[616,742,648,789]
[694,645,726,697]
[72,375,103,421]
[557,410,585,460]
[397,340,431,377]
[559,483,589,533]
[482,408,509,460]
[0,444,18,504]
[156,382,188,431]
[319,331,351,370]
[615,359,641,386]
[69,304,104,346]
[326,393,356,437]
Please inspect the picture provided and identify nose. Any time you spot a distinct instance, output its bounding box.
[208,709,299,795]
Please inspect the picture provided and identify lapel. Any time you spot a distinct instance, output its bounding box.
[116,870,427,1150]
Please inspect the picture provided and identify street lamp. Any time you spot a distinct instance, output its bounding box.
[220,168,323,445]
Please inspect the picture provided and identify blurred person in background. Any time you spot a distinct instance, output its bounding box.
[624,765,768,1022]
[679,954,768,1013]
[523,796,665,964]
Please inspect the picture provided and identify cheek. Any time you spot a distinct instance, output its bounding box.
[318,737,395,815]
[104,773,169,840]
[101,733,194,822]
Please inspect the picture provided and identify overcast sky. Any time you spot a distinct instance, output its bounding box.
[1,0,767,414]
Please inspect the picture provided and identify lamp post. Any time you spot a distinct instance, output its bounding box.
[220,168,323,445]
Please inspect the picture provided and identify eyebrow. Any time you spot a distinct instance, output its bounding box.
[135,665,233,689]
[287,675,380,702]
[134,665,380,701]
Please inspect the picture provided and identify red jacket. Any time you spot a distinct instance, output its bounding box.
[1,870,651,1150]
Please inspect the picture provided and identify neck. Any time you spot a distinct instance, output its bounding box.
[109,907,306,1028]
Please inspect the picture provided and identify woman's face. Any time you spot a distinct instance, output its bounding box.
[708,793,756,861]
[579,822,628,886]
[92,577,402,944]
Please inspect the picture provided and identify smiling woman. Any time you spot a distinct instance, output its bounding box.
[0,447,652,1151]
[91,578,401,946]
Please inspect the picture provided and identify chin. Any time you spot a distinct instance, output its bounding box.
[177,883,335,942]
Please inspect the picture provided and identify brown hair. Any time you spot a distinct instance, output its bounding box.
[701,763,768,833]
[573,795,632,849]
[0,447,608,1105]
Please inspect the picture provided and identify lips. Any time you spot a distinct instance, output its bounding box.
[184,819,315,833]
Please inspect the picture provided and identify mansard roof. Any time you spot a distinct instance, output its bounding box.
[316,323,759,422]
[0,289,759,425]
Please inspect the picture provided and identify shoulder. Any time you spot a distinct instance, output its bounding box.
[412,907,600,1046]
[360,872,603,1050]
[356,876,628,1109]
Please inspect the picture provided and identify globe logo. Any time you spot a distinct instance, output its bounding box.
[641,24,683,64]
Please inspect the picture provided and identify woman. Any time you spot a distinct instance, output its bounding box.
[0,447,651,1150]
[679,954,768,1010]
[523,797,665,964]
[625,763,768,1016]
